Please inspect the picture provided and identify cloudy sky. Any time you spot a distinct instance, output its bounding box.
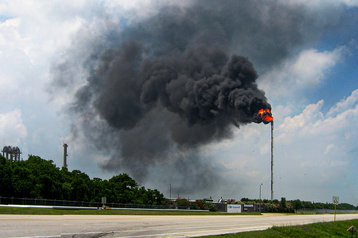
[1,0,358,204]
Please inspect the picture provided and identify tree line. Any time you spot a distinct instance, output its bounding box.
[0,155,165,205]
[2,154,356,211]
[240,197,358,212]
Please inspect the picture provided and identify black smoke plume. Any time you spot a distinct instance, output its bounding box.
[74,41,269,179]
[52,0,340,193]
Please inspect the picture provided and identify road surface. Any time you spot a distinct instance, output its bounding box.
[1,213,358,238]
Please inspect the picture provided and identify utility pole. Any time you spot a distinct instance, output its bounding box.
[169,184,172,200]
[259,183,263,212]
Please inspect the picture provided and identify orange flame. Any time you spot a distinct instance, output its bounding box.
[257,108,273,124]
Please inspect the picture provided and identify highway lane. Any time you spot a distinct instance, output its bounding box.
[1,213,358,238]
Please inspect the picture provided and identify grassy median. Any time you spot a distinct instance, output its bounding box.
[204,219,358,238]
[0,207,262,215]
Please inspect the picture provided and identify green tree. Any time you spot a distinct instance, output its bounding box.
[0,156,12,196]
[291,199,303,210]
[11,165,33,197]
[280,197,287,209]
[70,170,91,201]
[0,154,166,206]
[176,199,190,209]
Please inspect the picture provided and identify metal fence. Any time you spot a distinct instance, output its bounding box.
[296,208,358,214]
[0,196,176,209]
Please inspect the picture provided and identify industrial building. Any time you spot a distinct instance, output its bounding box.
[1,146,21,161]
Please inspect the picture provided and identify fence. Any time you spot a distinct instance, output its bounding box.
[0,196,176,209]
[296,208,358,214]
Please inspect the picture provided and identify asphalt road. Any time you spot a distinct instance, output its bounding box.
[1,213,358,238]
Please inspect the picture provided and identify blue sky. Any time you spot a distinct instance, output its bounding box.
[1,0,358,204]
[311,7,358,110]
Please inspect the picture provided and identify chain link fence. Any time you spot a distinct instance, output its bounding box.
[0,196,176,209]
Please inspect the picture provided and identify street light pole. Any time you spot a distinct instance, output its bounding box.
[169,184,172,200]
[259,183,263,212]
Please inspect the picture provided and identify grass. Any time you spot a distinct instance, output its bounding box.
[0,207,261,215]
[203,219,358,238]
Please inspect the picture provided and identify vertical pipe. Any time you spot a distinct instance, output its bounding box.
[63,143,68,169]
[271,121,274,201]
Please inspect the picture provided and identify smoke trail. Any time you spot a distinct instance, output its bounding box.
[52,0,341,192]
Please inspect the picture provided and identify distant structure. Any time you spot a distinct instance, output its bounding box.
[63,143,68,169]
[2,146,21,161]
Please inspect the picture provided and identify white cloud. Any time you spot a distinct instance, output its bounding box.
[277,100,325,142]
[104,0,192,21]
[0,1,88,111]
[328,89,358,117]
[293,49,342,86]
[0,2,85,66]
[0,1,95,164]
[274,95,358,202]
[0,109,27,146]
[259,47,346,101]
[343,0,358,7]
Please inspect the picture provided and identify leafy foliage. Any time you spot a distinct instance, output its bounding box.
[0,155,165,205]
